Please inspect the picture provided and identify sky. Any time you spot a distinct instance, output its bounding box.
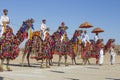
[0,0,120,47]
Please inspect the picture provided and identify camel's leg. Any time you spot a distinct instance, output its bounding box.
[49,59,53,66]
[21,52,26,66]
[46,58,50,68]
[73,57,77,65]
[49,59,51,66]
[96,58,99,64]
[65,54,68,66]
[82,58,84,65]
[84,58,88,65]
[71,54,74,65]
[77,46,81,60]
[73,54,77,65]
[0,59,4,72]
[83,57,90,65]
[87,58,90,65]
[6,59,12,71]
[40,59,44,68]
[58,55,62,66]
[27,52,30,67]
[72,58,74,65]
[72,58,76,65]
[82,58,86,65]
[49,53,53,66]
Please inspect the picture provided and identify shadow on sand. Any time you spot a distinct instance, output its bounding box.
[0,77,3,80]
[3,63,40,68]
[49,70,65,73]
[65,77,80,80]
[106,78,120,80]
[85,67,99,69]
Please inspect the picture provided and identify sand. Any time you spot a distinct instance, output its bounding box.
[0,52,120,80]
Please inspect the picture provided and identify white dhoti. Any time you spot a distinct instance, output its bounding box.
[110,50,115,64]
[99,49,104,65]
[42,31,49,41]
[82,40,87,47]
[0,26,4,38]
[42,31,46,41]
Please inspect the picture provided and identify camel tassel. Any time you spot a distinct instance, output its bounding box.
[30,28,33,40]
[3,22,7,33]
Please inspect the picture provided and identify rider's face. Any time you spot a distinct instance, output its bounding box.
[43,21,46,24]
[4,11,8,15]
[61,22,65,27]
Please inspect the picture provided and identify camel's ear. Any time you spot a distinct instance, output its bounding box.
[23,21,26,25]
[30,18,34,23]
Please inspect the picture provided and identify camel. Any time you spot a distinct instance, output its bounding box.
[22,29,52,68]
[0,18,34,72]
[68,30,83,65]
[81,39,103,65]
[54,30,83,66]
[81,39,115,65]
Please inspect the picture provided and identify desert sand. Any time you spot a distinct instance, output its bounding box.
[0,51,120,80]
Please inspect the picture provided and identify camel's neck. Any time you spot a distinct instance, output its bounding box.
[15,24,30,45]
[106,42,111,49]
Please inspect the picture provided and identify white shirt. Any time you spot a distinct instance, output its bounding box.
[82,34,90,43]
[109,47,115,55]
[0,15,10,26]
[94,35,99,42]
[41,23,47,32]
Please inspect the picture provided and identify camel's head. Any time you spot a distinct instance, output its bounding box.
[73,30,83,37]
[53,31,61,40]
[96,39,104,48]
[22,18,34,32]
[106,39,115,48]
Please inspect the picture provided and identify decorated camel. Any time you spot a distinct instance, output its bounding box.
[81,39,103,65]
[81,38,115,65]
[22,29,53,68]
[68,30,83,65]
[0,18,34,71]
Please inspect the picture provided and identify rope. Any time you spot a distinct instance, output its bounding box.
[10,22,21,27]
[10,21,74,38]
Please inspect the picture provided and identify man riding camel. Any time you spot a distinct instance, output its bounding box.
[58,22,68,42]
[40,19,49,41]
[94,33,99,43]
[82,30,91,47]
[0,9,10,37]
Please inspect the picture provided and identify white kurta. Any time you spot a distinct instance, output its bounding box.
[40,23,47,40]
[99,48,104,65]
[109,47,115,64]
[41,23,47,33]
[94,35,99,42]
[0,15,10,37]
[82,34,90,46]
